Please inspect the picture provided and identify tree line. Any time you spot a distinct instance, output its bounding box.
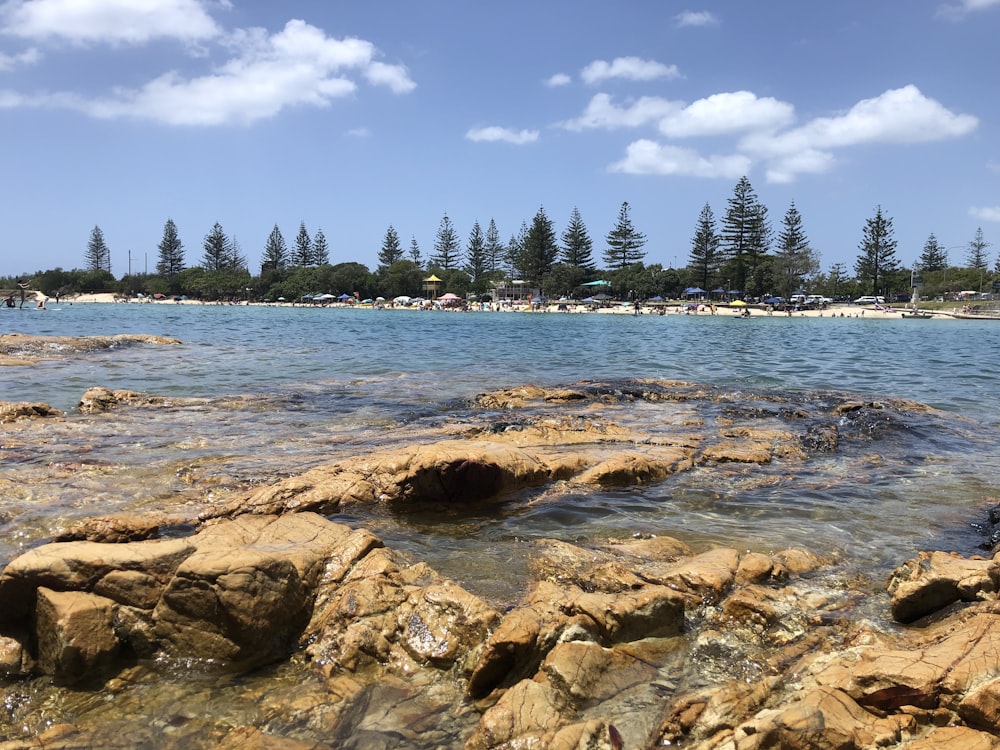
[8,178,997,303]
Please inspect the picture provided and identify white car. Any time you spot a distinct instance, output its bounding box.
[853,296,885,305]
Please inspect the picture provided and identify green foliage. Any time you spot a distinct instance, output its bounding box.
[520,207,559,286]
[720,176,770,297]
[156,218,185,278]
[854,206,899,296]
[560,207,595,270]
[918,233,948,271]
[688,203,721,291]
[86,226,112,273]
[377,225,404,272]
[378,259,426,299]
[465,221,488,282]
[262,224,289,272]
[312,228,330,266]
[773,202,818,298]
[602,201,646,270]
[430,214,462,270]
[292,222,312,267]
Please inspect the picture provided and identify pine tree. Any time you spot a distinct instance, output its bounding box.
[506,223,529,278]
[86,225,111,273]
[560,207,595,270]
[917,233,948,271]
[261,225,288,272]
[854,206,899,295]
[688,203,721,291]
[155,218,184,277]
[484,219,503,274]
[430,214,462,270]
[966,227,991,270]
[465,221,488,281]
[229,236,248,272]
[521,207,559,285]
[312,228,329,265]
[292,221,312,266]
[602,201,646,270]
[720,176,771,296]
[201,223,232,271]
[773,202,817,298]
[408,236,423,267]
[377,225,404,272]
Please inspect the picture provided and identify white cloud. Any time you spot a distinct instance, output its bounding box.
[610,139,750,178]
[658,91,795,138]
[674,10,718,27]
[346,127,370,138]
[0,45,40,71]
[970,206,1000,222]
[0,0,222,45]
[937,0,1000,19]
[580,56,680,85]
[560,93,680,131]
[595,84,977,183]
[545,72,571,87]
[364,60,416,93]
[0,18,415,125]
[739,85,977,181]
[465,126,539,145]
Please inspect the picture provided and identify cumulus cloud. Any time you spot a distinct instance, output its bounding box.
[0,0,222,45]
[545,72,571,87]
[970,206,1000,222]
[582,83,976,183]
[560,93,680,131]
[658,91,795,138]
[0,16,415,125]
[674,10,718,27]
[580,56,680,85]
[610,139,750,178]
[465,126,539,145]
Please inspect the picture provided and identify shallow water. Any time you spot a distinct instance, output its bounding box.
[3,303,999,583]
[3,302,1000,746]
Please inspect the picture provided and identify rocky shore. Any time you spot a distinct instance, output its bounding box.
[1,336,998,748]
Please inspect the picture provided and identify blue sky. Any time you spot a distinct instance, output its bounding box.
[1,0,998,278]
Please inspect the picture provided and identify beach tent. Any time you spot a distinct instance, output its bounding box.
[684,287,706,296]
[438,292,461,301]
[649,295,665,302]
[337,293,353,301]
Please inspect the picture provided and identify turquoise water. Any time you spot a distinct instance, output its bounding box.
[3,303,1000,597]
[4,302,1000,416]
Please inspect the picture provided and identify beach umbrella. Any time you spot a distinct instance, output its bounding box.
[375,296,386,302]
[649,295,665,302]
[764,297,783,305]
[277,297,286,301]
[731,300,748,306]
[301,294,314,300]
[581,296,595,303]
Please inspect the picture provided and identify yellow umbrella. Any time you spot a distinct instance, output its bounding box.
[731,299,748,306]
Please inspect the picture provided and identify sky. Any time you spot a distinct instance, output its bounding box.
[1,0,998,279]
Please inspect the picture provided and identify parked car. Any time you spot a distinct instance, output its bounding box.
[853,296,885,304]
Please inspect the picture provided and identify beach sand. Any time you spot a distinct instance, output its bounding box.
[55,292,947,319]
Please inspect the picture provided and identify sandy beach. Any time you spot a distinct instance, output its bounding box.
[57,291,951,319]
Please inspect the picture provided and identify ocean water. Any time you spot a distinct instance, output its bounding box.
[3,303,1000,597]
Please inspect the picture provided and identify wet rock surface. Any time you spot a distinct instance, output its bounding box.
[1,370,997,748]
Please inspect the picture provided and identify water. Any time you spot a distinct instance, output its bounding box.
[3,303,1000,582]
[4,302,1000,746]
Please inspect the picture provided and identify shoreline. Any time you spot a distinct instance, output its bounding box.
[59,291,958,319]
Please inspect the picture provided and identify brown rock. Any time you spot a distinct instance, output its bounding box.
[958,678,1000,730]
[0,401,61,422]
[576,449,692,486]
[902,725,1000,750]
[35,587,121,681]
[887,551,1000,623]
